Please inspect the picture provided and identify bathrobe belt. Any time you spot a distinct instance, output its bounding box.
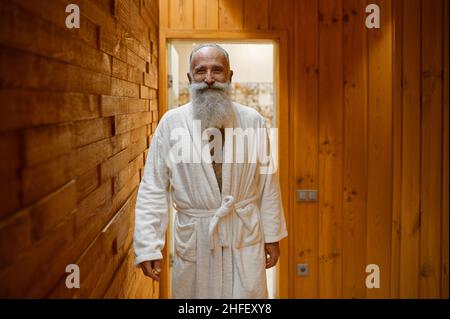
[177,195,258,250]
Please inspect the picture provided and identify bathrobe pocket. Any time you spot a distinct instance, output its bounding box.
[234,203,263,249]
[174,214,197,262]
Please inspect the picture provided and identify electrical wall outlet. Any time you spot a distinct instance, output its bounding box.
[297,264,310,276]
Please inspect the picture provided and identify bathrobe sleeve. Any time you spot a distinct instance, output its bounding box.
[133,121,170,266]
[256,116,288,243]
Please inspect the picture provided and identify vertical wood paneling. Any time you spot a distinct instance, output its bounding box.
[244,0,269,31]
[169,0,194,29]
[318,0,343,298]
[218,0,244,30]
[342,0,368,298]
[160,0,448,299]
[390,0,403,298]
[399,0,421,298]
[366,0,393,298]
[276,31,291,300]
[268,0,293,31]
[292,0,319,299]
[268,7,293,277]
[420,0,443,298]
[194,0,219,30]
[160,0,169,28]
[441,0,449,299]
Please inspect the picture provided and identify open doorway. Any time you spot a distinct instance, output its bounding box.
[166,40,277,298]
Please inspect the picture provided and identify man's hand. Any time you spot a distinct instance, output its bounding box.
[265,242,280,269]
[140,260,162,281]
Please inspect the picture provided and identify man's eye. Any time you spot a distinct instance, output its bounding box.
[195,70,205,74]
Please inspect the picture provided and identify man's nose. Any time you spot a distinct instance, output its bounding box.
[204,71,215,86]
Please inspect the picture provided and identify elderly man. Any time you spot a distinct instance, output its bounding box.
[133,43,287,299]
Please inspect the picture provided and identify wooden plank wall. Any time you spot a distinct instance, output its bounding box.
[0,0,160,298]
[159,0,449,298]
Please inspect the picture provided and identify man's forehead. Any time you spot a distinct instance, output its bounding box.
[191,47,229,67]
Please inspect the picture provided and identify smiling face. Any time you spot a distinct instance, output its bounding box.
[187,46,233,86]
[188,45,235,131]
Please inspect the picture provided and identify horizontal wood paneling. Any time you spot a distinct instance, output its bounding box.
[0,0,160,298]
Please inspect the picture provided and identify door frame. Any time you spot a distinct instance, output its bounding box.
[158,30,291,299]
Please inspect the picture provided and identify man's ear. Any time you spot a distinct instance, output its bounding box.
[229,70,234,83]
[187,72,192,84]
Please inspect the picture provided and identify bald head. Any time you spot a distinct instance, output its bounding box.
[189,44,230,70]
[188,44,233,86]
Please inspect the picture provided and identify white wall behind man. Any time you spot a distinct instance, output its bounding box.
[172,42,274,83]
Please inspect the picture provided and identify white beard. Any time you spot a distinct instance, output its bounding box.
[190,81,233,132]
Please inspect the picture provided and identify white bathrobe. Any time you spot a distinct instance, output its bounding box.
[133,102,288,299]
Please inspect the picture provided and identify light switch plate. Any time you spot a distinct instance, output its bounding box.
[296,189,318,202]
